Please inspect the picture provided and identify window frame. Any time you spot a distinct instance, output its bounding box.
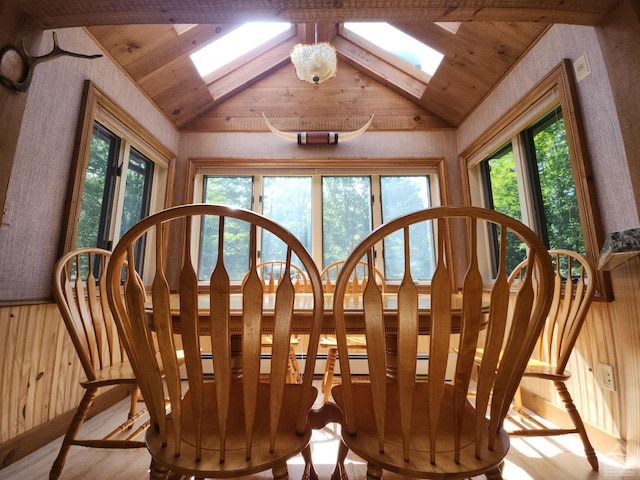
[187,157,451,289]
[60,81,175,271]
[460,60,611,300]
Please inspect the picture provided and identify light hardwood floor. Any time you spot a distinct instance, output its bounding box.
[0,386,633,480]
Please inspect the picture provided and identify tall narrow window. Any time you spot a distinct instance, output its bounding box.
[526,108,585,255]
[76,123,120,250]
[380,176,434,280]
[65,81,172,283]
[120,148,154,271]
[261,177,312,264]
[480,108,586,276]
[322,176,372,269]
[200,176,253,281]
[482,143,526,274]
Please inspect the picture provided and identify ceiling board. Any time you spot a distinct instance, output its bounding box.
[21,1,617,130]
[24,1,619,28]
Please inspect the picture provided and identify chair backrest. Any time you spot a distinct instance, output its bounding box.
[332,206,554,468]
[246,260,309,293]
[53,248,128,381]
[508,248,595,374]
[106,204,324,467]
[321,260,386,294]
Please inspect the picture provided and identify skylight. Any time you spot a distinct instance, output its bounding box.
[191,22,291,77]
[344,22,444,76]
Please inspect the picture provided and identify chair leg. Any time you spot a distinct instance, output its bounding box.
[302,444,319,480]
[322,347,338,404]
[129,385,141,420]
[330,439,350,480]
[484,461,504,479]
[365,463,383,480]
[289,345,302,383]
[50,388,98,480]
[554,380,599,471]
[149,459,170,479]
[513,385,525,420]
[272,461,289,480]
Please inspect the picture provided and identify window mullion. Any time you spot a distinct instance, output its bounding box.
[311,175,323,267]
[109,141,130,247]
[512,135,535,229]
[520,130,550,246]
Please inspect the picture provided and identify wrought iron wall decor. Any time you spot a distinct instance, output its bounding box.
[0,32,102,93]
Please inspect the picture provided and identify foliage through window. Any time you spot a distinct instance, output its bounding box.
[65,81,172,283]
[198,173,437,283]
[75,121,154,273]
[481,107,585,274]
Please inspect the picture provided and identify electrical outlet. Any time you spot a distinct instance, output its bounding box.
[598,363,615,391]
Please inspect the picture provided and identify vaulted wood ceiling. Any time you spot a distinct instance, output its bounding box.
[19,1,620,131]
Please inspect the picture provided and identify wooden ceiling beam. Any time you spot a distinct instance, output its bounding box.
[207,39,299,106]
[21,0,619,29]
[333,35,428,99]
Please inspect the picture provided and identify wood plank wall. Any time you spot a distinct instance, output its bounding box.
[0,304,85,463]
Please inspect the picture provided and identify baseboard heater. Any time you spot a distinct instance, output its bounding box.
[198,352,457,380]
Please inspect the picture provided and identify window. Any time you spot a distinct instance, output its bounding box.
[481,109,584,274]
[63,81,173,278]
[322,176,372,268]
[380,176,434,280]
[343,22,443,76]
[462,61,610,299]
[76,124,155,261]
[190,22,292,78]
[191,163,444,284]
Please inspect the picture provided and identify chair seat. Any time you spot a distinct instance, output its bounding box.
[80,362,138,387]
[474,348,570,380]
[146,382,317,477]
[332,382,510,477]
[523,364,570,381]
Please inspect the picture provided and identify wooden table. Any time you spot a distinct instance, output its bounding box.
[146,291,484,381]
[149,292,476,335]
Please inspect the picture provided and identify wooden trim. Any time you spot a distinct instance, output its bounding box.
[460,60,612,301]
[185,156,447,202]
[59,80,176,257]
[185,156,456,288]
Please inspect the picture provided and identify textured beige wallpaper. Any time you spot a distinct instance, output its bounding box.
[0,28,178,301]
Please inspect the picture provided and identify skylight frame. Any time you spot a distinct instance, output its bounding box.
[343,22,444,77]
[190,22,294,79]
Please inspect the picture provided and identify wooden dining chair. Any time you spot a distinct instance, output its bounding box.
[319,260,386,404]
[50,248,148,480]
[106,204,325,480]
[252,260,310,294]
[506,249,598,470]
[243,260,310,383]
[330,206,555,480]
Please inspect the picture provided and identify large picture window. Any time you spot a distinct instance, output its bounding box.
[190,160,446,284]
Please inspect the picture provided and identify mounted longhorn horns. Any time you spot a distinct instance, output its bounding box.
[262,113,374,145]
[0,32,102,93]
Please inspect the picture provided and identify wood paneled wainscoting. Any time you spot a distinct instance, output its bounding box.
[0,303,130,468]
[2,258,640,471]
